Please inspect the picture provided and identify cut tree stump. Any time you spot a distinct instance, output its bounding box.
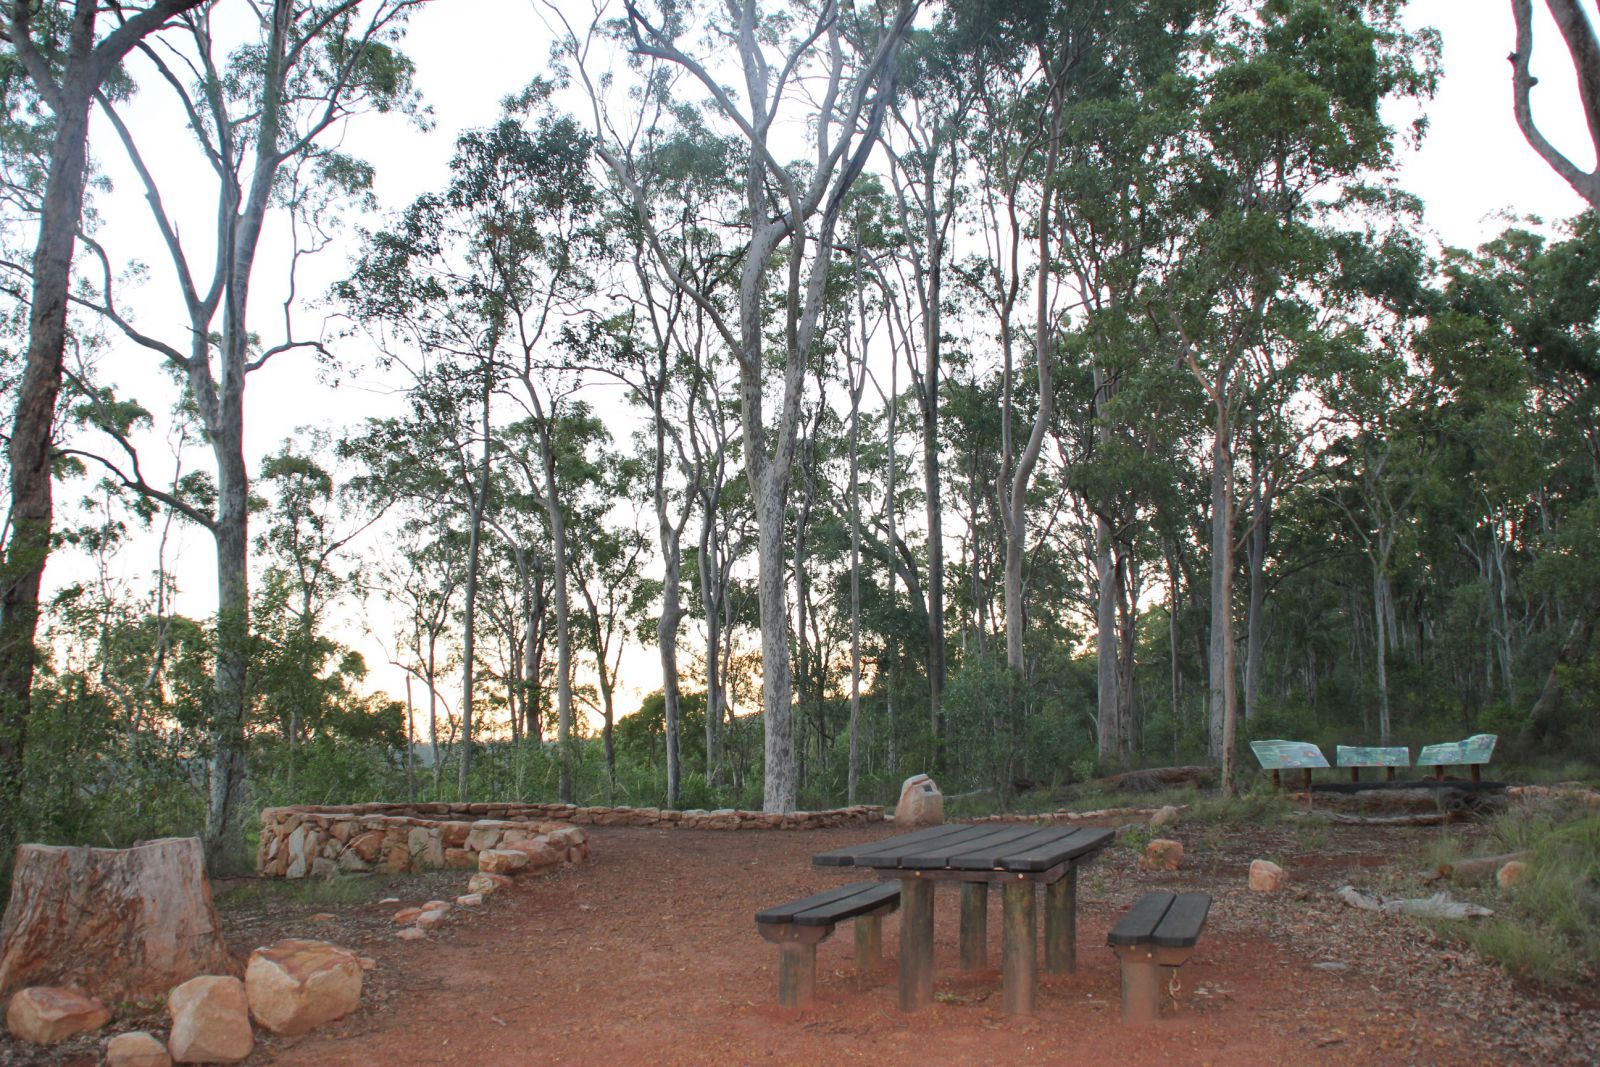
[0,837,236,1000]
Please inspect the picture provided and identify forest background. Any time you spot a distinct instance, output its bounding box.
[0,0,1597,880]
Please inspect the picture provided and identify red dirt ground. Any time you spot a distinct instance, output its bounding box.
[7,815,1596,1066]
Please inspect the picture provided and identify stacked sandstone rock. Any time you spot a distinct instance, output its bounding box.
[5,939,365,1064]
[258,803,880,878]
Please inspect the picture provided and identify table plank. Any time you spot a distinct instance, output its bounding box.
[944,826,1069,869]
[990,826,1114,872]
[897,825,1043,869]
[811,823,971,867]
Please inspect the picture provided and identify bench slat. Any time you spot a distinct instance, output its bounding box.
[1107,891,1175,946]
[1152,892,1210,948]
[756,880,899,927]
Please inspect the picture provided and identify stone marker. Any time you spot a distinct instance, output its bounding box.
[106,1030,172,1067]
[455,893,484,908]
[5,986,110,1044]
[244,939,363,1037]
[416,908,449,931]
[167,975,253,1064]
[392,907,423,925]
[1140,838,1184,871]
[1249,859,1286,892]
[894,774,944,829]
[1496,860,1529,889]
[395,928,426,942]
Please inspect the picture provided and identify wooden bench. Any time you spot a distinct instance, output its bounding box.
[1107,891,1211,1023]
[755,881,900,1009]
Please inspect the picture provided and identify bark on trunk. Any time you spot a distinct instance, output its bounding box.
[0,838,235,1000]
[456,393,493,800]
[1094,517,1121,761]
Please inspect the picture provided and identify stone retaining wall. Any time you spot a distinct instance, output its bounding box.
[257,802,884,879]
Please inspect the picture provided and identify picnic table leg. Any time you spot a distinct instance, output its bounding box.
[959,883,988,971]
[855,915,883,971]
[1044,866,1076,974]
[1471,764,1481,782]
[1002,880,1037,1016]
[899,876,934,1012]
[1386,767,1396,781]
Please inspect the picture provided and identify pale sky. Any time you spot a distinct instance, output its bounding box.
[53,0,1596,728]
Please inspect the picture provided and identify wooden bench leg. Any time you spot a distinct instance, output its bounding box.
[899,877,934,1012]
[1002,881,1037,1016]
[960,883,988,971]
[1044,867,1076,974]
[1117,951,1161,1024]
[854,914,883,970]
[778,940,818,1009]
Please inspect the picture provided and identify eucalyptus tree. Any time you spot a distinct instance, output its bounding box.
[71,0,422,861]
[252,433,380,788]
[1509,0,1600,211]
[347,86,601,800]
[554,0,918,811]
[1147,0,1436,788]
[0,0,208,875]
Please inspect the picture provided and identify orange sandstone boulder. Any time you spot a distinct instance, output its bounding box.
[167,975,253,1064]
[5,986,110,1045]
[244,939,362,1037]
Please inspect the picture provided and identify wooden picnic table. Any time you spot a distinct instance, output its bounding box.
[813,822,1113,1016]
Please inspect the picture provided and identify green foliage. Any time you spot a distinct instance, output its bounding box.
[1434,811,1600,985]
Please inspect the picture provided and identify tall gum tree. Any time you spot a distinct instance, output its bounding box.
[554,0,917,811]
[1150,0,1436,790]
[69,0,423,864]
[0,0,208,878]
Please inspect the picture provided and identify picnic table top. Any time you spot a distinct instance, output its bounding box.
[812,823,1113,875]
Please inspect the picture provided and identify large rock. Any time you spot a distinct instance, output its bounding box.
[0,838,235,1001]
[6,985,110,1044]
[1249,859,1286,892]
[477,849,530,875]
[167,975,253,1064]
[244,939,362,1037]
[466,873,513,896]
[1149,805,1181,829]
[1497,860,1530,889]
[106,1030,173,1067]
[894,774,944,829]
[1140,838,1184,871]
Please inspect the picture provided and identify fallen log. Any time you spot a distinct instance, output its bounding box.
[1296,810,1451,826]
[1426,850,1531,884]
[1099,766,1214,792]
[0,837,237,1000]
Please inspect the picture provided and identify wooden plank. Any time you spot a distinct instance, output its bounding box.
[896,825,1041,869]
[898,877,934,1012]
[791,882,901,926]
[1151,892,1211,948]
[993,827,1115,873]
[943,826,1066,869]
[811,823,971,867]
[755,881,876,924]
[1001,881,1037,1016]
[1107,891,1175,946]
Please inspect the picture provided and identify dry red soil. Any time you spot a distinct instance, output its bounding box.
[7,815,1597,1066]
